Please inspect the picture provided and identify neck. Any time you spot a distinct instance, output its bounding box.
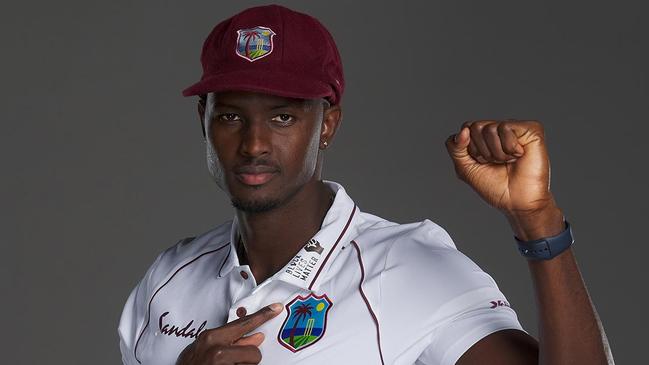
[235,179,334,284]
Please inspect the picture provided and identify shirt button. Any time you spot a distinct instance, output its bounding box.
[240,270,249,280]
[236,307,247,318]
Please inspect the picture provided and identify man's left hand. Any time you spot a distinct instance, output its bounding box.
[445,120,556,216]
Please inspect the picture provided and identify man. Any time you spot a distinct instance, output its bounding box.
[118,4,613,364]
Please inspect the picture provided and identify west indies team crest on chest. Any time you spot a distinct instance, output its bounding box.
[278,293,332,352]
[235,26,276,62]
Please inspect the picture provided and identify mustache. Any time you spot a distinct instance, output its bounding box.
[233,159,281,174]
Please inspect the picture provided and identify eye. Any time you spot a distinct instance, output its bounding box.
[271,114,294,125]
[217,113,241,122]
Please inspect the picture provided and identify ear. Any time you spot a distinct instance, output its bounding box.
[198,97,206,139]
[319,103,343,149]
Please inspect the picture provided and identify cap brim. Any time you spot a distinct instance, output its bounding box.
[182,69,333,102]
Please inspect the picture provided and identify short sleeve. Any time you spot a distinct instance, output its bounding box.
[375,219,527,365]
[118,251,165,365]
[415,287,526,365]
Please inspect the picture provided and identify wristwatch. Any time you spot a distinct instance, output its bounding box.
[515,220,574,260]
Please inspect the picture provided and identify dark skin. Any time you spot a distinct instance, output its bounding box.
[448,122,613,364]
[178,91,613,364]
[178,91,342,365]
[199,91,342,284]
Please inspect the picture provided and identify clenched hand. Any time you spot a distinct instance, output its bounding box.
[445,120,556,216]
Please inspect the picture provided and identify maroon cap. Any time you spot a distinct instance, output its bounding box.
[182,5,345,105]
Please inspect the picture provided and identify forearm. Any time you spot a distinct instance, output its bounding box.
[506,205,613,365]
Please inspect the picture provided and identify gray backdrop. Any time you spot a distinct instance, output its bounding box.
[2,0,647,364]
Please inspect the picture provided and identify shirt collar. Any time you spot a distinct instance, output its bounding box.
[220,180,358,291]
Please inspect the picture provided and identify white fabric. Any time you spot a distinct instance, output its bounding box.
[118,181,525,365]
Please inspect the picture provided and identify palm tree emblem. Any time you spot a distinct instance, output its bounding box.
[240,29,261,59]
[288,303,313,347]
[278,293,332,352]
[236,26,275,61]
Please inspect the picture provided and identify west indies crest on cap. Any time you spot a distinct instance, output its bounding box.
[182,4,345,105]
[236,26,276,62]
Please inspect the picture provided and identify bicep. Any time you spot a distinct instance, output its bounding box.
[456,329,539,365]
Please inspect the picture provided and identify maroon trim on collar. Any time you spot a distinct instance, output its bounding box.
[133,242,230,364]
[307,205,356,290]
[351,240,385,365]
[217,244,232,278]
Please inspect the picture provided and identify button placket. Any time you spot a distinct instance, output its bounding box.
[227,278,277,322]
[236,306,247,318]
[239,270,249,280]
[227,269,254,321]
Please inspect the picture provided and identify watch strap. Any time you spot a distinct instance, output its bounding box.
[515,220,574,260]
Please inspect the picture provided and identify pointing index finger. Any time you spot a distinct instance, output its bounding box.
[223,303,283,341]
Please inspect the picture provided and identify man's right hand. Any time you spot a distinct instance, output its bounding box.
[176,303,283,365]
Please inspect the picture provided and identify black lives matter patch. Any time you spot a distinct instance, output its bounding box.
[283,239,325,283]
[304,238,324,254]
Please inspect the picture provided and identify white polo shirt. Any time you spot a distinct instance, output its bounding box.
[118,181,525,365]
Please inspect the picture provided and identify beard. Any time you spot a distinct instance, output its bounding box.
[230,195,281,213]
[230,180,304,214]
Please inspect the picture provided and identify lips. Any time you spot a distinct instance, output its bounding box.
[233,165,280,186]
[236,172,277,186]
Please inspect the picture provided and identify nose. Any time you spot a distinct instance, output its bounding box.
[239,120,272,157]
